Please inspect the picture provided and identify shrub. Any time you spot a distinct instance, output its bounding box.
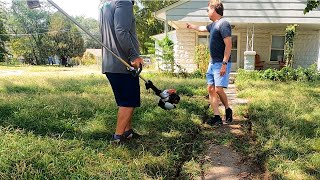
[194,44,210,76]
[73,52,97,65]
[257,64,319,82]
[190,69,204,78]
[259,68,278,81]
[157,36,175,73]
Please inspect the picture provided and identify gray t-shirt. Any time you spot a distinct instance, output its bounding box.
[206,18,232,63]
[100,0,140,74]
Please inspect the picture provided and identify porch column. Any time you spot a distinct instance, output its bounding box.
[164,20,168,36]
[244,24,256,70]
[244,51,256,70]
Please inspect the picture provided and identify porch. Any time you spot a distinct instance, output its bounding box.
[154,0,320,72]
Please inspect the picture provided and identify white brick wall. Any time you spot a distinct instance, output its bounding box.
[175,29,197,72]
[294,31,320,68]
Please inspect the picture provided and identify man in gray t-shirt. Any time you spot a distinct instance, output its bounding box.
[186,0,233,126]
[100,0,144,143]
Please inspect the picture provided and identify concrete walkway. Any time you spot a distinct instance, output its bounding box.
[198,84,255,180]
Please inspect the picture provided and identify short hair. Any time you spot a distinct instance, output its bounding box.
[209,0,224,16]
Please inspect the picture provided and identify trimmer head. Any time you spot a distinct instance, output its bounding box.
[158,89,180,110]
[27,0,41,9]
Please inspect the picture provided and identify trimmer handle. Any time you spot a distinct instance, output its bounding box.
[127,64,142,77]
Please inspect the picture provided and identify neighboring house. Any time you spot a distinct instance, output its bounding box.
[154,0,320,72]
[85,49,102,58]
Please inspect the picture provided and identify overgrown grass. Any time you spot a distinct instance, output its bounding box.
[236,70,320,179]
[0,66,221,179]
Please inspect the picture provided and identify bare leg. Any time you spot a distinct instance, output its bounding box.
[115,107,134,135]
[207,85,220,115]
[215,86,230,109]
[125,120,132,132]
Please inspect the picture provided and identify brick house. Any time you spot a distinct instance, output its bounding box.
[153,0,320,72]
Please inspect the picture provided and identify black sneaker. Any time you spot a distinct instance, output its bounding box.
[225,108,233,123]
[110,134,125,144]
[207,115,223,126]
[124,129,141,139]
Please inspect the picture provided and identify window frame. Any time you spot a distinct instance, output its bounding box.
[231,34,239,64]
[197,33,209,45]
[269,34,285,63]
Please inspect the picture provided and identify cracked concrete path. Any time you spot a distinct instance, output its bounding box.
[198,84,261,180]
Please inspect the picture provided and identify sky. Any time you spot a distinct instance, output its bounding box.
[51,0,101,19]
[4,0,101,20]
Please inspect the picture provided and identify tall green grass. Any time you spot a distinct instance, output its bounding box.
[236,70,320,179]
[0,66,216,179]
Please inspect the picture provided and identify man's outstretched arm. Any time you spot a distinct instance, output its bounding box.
[186,23,208,32]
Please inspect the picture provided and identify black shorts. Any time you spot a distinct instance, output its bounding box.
[106,73,140,107]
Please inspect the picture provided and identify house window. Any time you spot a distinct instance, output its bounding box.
[270,35,285,62]
[231,35,238,63]
[198,35,208,45]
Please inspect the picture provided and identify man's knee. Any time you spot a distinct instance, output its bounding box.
[207,85,215,94]
[215,86,224,94]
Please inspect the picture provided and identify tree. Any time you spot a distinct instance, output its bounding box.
[135,0,177,54]
[48,13,85,64]
[0,1,9,62]
[304,0,319,14]
[10,0,52,64]
[157,36,174,73]
[9,1,84,65]
[75,16,100,49]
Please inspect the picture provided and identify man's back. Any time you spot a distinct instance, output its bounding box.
[100,0,140,74]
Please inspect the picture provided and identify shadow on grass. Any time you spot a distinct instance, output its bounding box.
[247,100,319,179]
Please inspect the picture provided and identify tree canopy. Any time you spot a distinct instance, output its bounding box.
[0,1,9,62]
[135,0,177,54]
[7,0,85,65]
[75,16,100,49]
[3,0,177,63]
[49,13,85,59]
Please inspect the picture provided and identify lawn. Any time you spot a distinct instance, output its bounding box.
[1,65,319,179]
[236,70,320,179]
[0,65,213,179]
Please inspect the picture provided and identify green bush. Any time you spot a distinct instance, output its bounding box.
[257,64,319,82]
[194,44,210,76]
[190,69,204,78]
[73,52,97,65]
[279,67,298,81]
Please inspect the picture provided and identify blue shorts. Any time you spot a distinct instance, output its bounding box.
[206,62,231,88]
[106,73,140,107]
